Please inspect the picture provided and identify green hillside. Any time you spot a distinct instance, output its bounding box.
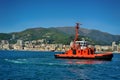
[55,27,120,45]
[0,33,11,40]
[0,27,120,45]
[10,28,71,44]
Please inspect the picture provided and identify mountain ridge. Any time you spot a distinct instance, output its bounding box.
[55,26,120,44]
[0,26,120,45]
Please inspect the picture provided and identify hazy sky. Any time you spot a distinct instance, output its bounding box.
[0,0,120,35]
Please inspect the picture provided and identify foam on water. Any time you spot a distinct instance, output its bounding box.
[4,58,27,64]
[4,58,84,68]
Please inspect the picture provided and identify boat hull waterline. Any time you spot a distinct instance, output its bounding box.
[55,52,113,60]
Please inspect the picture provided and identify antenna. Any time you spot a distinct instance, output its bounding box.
[73,23,82,49]
[74,23,82,41]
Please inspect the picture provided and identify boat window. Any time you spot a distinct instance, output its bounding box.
[84,51,86,53]
[88,51,89,55]
[73,50,76,55]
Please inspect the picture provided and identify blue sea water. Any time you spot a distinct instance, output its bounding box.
[0,50,120,80]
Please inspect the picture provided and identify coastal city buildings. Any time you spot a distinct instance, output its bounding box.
[0,39,69,51]
[0,39,120,52]
[112,41,118,51]
[0,40,10,50]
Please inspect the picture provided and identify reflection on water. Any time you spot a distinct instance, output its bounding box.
[66,59,110,79]
[67,59,107,64]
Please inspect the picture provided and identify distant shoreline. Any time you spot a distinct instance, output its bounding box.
[0,49,63,53]
[0,49,120,54]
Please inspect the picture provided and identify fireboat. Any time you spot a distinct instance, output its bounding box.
[54,23,113,60]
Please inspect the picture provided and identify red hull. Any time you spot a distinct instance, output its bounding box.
[55,52,113,60]
[55,48,113,61]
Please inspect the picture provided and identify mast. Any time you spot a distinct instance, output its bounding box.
[74,23,79,41]
[73,23,81,49]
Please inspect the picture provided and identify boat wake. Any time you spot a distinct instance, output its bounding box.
[4,58,27,64]
[4,58,71,66]
[4,58,84,67]
[4,58,108,68]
